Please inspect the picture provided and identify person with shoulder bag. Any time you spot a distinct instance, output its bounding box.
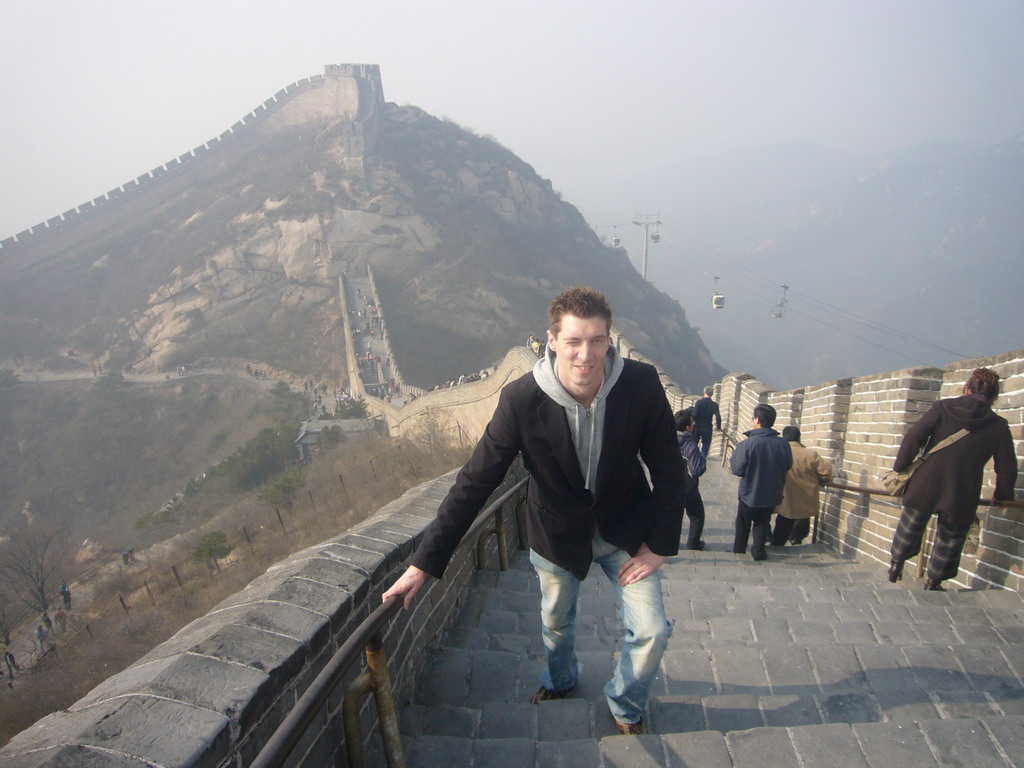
[887,368,1018,590]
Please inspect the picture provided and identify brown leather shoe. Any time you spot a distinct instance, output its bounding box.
[615,719,647,735]
[530,685,574,704]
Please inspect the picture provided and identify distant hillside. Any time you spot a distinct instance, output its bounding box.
[0,374,302,550]
[0,66,722,394]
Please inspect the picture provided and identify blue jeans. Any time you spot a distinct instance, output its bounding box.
[530,540,672,724]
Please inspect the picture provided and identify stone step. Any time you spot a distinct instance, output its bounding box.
[399,715,1024,768]
[414,641,1024,718]
[477,559,1024,610]
[450,593,1024,651]
[403,686,1024,742]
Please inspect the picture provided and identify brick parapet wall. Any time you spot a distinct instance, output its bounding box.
[800,378,852,460]
[370,346,537,443]
[768,388,804,431]
[0,467,527,767]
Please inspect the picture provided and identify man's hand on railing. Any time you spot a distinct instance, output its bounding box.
[382,565,428,610]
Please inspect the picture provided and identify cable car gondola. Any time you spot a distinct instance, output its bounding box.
[712,276,725,309]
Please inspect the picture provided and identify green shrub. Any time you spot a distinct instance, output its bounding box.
[256,466,308,512]
[191,531,232,562]
[207,425,300,492]
[336,397,369,419]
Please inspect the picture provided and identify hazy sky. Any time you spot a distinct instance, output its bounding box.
[2,0,1022,240]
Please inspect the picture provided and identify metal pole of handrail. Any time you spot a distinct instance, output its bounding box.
[476,510,509,571]
[250,596,402,768]
[342,633,405,768]
[720,430,738,467]
[250,474,529,768]
[464,477,529,542]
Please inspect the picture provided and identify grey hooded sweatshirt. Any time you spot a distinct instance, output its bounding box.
[532,343,624,498]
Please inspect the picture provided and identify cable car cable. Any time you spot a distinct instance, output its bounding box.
[653,236,946,366]
[657,223,974,359]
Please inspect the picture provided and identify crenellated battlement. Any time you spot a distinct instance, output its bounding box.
[0,64,385,256]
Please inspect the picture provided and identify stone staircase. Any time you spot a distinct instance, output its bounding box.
[396,463,1024,767]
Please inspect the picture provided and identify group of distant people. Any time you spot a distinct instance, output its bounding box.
[6,582,74,686]
[687,367,1016,596]
[428,370,489,391]
[244,363,269,379]
[670,390,829,560]
[365,380,400,401]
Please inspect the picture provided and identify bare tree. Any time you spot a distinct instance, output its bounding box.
[0,529,69,613]
[0,589,17,645]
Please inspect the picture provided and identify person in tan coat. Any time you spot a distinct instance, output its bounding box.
[770,426,832,546]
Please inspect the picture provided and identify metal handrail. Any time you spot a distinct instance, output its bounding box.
[250,474,529,768]
[250,596,402,768]
[823,479,1024,509]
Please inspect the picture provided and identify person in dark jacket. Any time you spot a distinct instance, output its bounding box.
[729,404,793,560]
[692,387,721,457]
[382,287,686,735]
[888,367,1017,590]
[675,410,707,550]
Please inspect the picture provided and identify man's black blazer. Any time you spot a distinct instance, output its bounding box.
[412,359,687,580]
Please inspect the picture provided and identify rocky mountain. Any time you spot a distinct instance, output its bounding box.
[0,66,722,393]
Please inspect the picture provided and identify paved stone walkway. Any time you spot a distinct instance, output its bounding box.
[398,461,1024,767]
[344,273,409,408]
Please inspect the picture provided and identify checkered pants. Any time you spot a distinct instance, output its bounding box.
[890,505,971,581]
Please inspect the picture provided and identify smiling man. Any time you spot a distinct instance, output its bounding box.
[383,286,687,735]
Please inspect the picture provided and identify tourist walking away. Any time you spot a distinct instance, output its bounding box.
[34,625,46,653]
[729,404,793,561]
[53,608,67,633]
[675,409,707,550]
[692,386,721,457]
[888,367,1017,590]
[770,426,832,546]
[59,581,71,610]
[4,648,18,687]
[383,286,687,735]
